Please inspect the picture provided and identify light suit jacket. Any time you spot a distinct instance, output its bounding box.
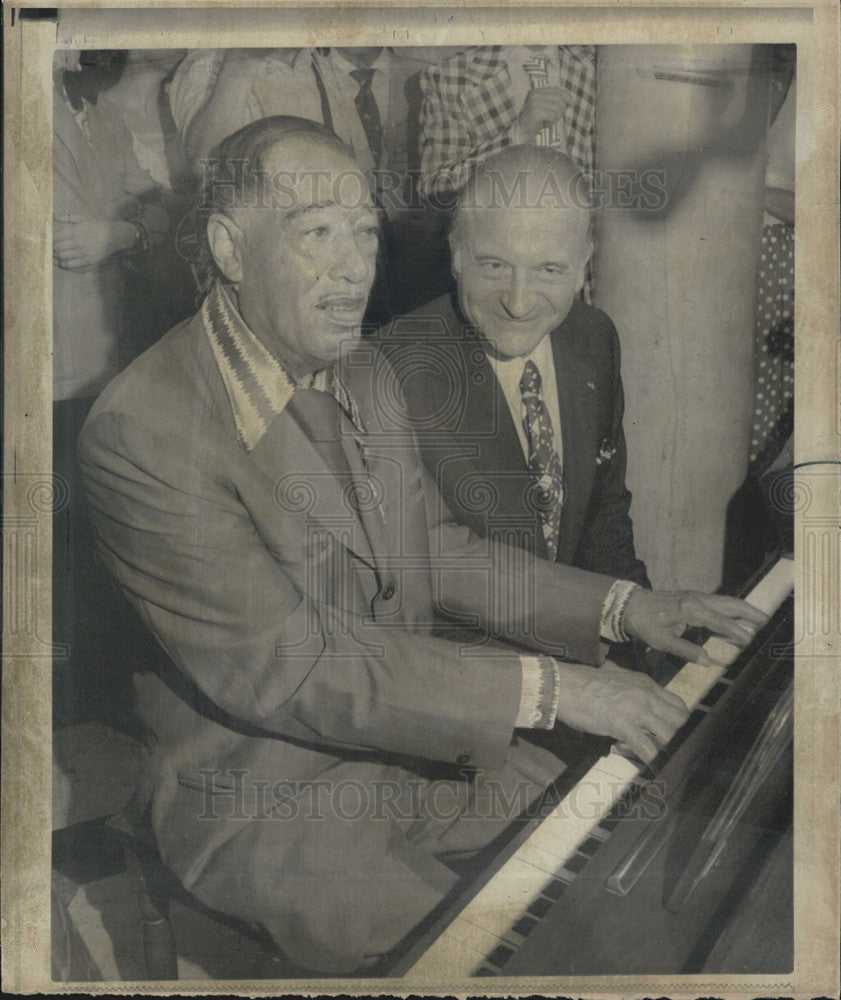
[78,284,614,965]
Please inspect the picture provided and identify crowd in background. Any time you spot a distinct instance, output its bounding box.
[52,45,608,408]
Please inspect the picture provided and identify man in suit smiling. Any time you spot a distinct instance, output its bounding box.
[79,120,765,972]
[379,145,650,636]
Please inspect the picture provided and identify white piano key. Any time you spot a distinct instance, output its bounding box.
[705,636,742,666]
[594,751,643,783]
[458,856,548,941]
[666,661,725,709]
[532,779,629,853]
[744,556,794,612]
[407,918,492,978]
[516,839,573,876]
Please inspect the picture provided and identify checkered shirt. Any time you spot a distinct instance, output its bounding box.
[418,45,597,200]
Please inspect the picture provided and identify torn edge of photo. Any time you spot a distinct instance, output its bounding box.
[2,1,839,997]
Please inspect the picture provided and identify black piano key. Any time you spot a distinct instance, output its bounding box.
[578,836,604,857]
[541,878,566,900]
[564,853,588,875]
[487,943,515,968]
[648,702,724,773]
[527,896,554,919]
[700,680,730,708]
[511,915,539,938]
[598,813,621,832]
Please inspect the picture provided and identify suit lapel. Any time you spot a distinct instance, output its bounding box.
[197,283,382,605]
[287,391,382,582]
[441,296,600,565]
[551,321,599,564]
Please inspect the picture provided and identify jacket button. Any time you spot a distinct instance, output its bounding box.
[456,752,472,765]
[380,583,396,600]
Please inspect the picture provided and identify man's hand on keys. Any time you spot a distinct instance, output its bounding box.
[554,660,691,764]
[623,589,769,667]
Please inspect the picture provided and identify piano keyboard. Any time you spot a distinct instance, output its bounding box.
[404,556,795,979]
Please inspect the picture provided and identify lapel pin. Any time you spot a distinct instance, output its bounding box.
[596,439,616,465]
[587,381,596,391]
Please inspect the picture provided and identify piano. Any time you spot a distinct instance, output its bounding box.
[392,555,795,980]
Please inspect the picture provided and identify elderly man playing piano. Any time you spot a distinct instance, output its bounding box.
[379,145,662,679]
[79,116,766,974]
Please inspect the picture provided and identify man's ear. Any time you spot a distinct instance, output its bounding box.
[448,229,463,277]
[207,213,245,285]
[575,234,594,291]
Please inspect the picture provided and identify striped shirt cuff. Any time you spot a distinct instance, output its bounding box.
[600,579,639,643]
[516,655,561,729]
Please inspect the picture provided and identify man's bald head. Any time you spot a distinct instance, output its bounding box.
[453,144,591,233]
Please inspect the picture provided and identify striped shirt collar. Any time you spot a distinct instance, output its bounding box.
[201,280,297,452]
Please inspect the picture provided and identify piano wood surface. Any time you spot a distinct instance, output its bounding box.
[396,557,794,980]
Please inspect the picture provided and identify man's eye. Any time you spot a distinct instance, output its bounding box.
[303,225,330,239]
[538,265,568,278]
[477,260,508,276]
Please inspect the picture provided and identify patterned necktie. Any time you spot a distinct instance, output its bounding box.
[350,67,383,167]
[522,54,563,148]
[311,367,367,436]
[519,360,564,558]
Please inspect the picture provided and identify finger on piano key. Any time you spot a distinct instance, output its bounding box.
[705,636,743,666]
[666,660,727,710]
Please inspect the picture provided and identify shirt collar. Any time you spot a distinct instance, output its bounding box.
[201,281,297,452]
[485,333,556,392]
[330,48,390,79]
[510,45,558,66]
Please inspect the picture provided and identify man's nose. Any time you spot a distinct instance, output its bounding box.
[499,272,534,318]
[329,232,375,284]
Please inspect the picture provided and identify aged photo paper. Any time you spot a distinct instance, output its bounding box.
[3,1,839,996]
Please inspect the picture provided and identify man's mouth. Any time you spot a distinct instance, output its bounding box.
[317,296,367,322]
[492,313,539,324]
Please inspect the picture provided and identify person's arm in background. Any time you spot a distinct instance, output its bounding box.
[167,49,224,143]
[182,49,299,167]
[115,100,169,253]
[53,101,168,272]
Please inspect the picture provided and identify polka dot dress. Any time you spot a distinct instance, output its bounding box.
[751,222,794,469]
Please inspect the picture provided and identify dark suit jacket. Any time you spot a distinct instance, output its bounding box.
[78,292,615,969]
[378,293,649,588]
